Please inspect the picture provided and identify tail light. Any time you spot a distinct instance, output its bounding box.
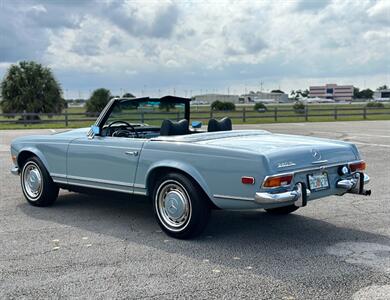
[349,161,366,172]
[262,174,293,188]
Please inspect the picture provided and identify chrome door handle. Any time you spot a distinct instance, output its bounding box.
[125,151,139,156]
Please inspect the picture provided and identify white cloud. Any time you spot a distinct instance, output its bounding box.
[0,0,389,96]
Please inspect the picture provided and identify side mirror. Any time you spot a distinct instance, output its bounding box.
[191,121,202,130]
[91,125,101,136]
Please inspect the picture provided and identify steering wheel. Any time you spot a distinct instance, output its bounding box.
[107,120,139,138]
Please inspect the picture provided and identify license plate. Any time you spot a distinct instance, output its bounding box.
[307,172,329,191]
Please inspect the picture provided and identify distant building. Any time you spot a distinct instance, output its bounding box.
[373,89,390,101]
[309,84,354,101]
[192,94,239,104]
[241,91,289,103]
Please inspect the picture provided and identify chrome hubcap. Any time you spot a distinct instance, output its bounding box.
[156,180,191,230]
[23,163,42,199]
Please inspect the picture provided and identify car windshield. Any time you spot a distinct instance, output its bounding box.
[104,99,186,127]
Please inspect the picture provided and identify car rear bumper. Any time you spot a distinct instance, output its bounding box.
[255,172,370,205]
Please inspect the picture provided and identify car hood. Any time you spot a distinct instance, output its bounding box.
[155,130,359,172]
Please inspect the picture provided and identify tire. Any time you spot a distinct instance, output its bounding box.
[152,172,210,239]
[265,204,299,215]
[20,156,59,207]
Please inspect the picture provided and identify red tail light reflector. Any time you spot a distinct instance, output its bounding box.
[241,176,255,185]
[263,174,293,188]
[349,161,366,172]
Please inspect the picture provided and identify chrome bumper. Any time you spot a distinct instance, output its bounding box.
[336,173,371,196]
[255,172,370,205]
[255,183,311,206]
[11,166,20,175]
[337,173,369,189]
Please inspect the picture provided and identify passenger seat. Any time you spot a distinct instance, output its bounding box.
[207,117,232,132]
[160,119,190,136]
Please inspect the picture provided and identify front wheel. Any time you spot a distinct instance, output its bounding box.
[21,157,59,207]
[152,173,210,239]
[265,204,299,215]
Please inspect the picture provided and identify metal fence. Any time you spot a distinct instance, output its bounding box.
[0,106,389,127]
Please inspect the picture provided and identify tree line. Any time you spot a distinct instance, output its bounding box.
[0,61,388,116]
[0,61,135,117]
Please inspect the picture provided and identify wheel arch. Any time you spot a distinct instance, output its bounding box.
[145,162,217,209]
[17,147,50,172]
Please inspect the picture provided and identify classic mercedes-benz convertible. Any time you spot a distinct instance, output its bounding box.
[10,96,371,238]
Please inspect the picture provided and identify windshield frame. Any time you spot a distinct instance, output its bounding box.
[94,96,191,131]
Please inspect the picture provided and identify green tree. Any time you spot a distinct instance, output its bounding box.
[0,61,64,117]
[254,102,267,111]
[211,100,235,111]
[122,92,135,98]
[293,101,305,113]
[377,85,388,90]
[159,101,175,112]
[358,89,374,99]
[86,88,111,113]
[271,89,284,94]
[353,88,373,99]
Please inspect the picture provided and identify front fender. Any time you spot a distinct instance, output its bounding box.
[16,146,51,172]
[145,160,212,199]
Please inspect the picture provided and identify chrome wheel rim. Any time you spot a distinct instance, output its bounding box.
[22,162,42,200]
[156,180,192,231]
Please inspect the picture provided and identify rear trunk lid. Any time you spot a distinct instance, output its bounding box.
[170,130,359,173]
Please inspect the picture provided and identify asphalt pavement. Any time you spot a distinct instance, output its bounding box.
[0,120,389,299]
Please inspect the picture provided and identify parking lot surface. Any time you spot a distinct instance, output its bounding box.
[1,121,389,299]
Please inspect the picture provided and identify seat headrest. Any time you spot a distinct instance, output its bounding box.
[160,119,189,136]
[207,117,232,132]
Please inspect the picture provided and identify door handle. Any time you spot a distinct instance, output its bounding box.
[125,151,139,156]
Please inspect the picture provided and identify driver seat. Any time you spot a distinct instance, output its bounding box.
[160,119,190,136]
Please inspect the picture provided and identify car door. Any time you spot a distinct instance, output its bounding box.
[66,135,145,194]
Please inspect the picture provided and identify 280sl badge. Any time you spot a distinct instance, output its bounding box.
[277,161,296,168]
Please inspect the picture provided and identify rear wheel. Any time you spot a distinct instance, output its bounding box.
[265,204,299,215]
[20,157,59,207]
[152,173,210,239]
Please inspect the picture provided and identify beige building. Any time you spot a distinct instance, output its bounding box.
[309,84,354,101]
[241,91,289,103]
[191,94,239,104]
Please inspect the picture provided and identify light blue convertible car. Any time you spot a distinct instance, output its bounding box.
[10,96,371,238]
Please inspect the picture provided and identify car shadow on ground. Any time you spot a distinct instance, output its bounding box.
[18,191,390,283]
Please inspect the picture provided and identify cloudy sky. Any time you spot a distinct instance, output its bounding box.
[0,0,389,98]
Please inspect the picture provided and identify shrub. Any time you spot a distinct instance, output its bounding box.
[254,102,267,112]
[293,101,305,113]
[86,88,111,113]
[1,61,64,118]
[211,100,236,111]
[366,101,384,108]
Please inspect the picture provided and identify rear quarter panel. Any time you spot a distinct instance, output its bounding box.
[135,140,268,209]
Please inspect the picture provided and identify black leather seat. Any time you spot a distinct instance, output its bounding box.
[207,117,232,132]
[160,119,190,136]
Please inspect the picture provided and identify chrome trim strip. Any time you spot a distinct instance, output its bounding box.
[311,160,328,165]
[133,190,147,196]
[53,179,68,184]
[67,175,134,187]
[133,183,146,189]
[51,173,67,179]
[61,181,132,194]
[213,194,254,201]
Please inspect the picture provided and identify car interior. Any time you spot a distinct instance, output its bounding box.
[99,97,232,139]
[102,117,232,139]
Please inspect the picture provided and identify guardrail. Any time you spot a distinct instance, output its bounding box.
[0,106,389,127]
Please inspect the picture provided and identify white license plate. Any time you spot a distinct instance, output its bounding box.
[308,172,329,191]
